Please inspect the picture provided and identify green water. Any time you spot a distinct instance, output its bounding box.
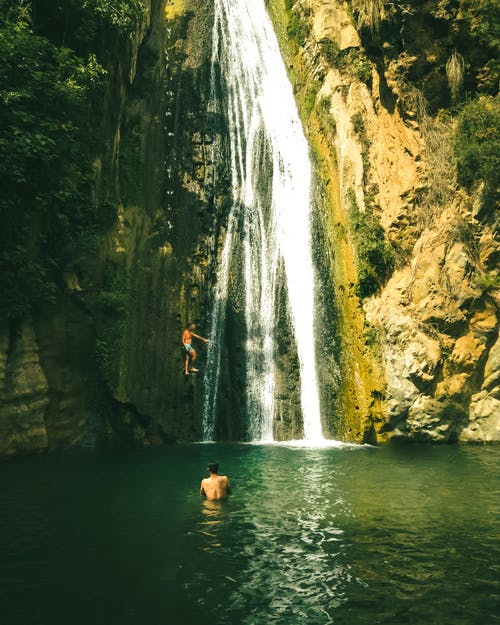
[1,443,499,625]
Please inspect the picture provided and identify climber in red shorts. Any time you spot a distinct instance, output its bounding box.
[181,323,209,375]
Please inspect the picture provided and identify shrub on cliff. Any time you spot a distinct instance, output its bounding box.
[454,95,500,190]
[287,11,310,46]
[351,0,386,34]
[346,189,395,298]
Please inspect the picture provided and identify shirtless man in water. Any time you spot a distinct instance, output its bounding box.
[182,323,208,375]
[200,463,231,500]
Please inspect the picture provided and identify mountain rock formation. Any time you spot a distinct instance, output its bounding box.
[268,0,499,442]
[0,0,498,458]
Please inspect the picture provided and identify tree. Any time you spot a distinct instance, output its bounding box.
[0,0,106,318]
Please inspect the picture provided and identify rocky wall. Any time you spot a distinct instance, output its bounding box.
[267,0,386,443]
[86,0,222,444]
[0,0,221,458]
[269,0,499,442]
[2,0,497,458]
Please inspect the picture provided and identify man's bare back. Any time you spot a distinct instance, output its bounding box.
[200,463,231,500]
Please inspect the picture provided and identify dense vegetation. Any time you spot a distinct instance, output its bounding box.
[0,0,146,320]
[346,189,395,298]
[351,0,499,98]
[454,95,500,190]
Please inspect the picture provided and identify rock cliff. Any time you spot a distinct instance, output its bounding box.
[267,0,499,442]
[1,0,498,458]
[88,0,218,444]
[0,0,220,457]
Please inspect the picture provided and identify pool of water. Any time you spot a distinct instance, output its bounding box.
[1,443,499,625]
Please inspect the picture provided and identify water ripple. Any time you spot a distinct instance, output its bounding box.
[1,444,499,625]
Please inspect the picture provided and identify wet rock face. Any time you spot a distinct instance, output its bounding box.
[89,0,221,444]
[0,299,114,458]
[0,0,222,458]
[0,322,49,457]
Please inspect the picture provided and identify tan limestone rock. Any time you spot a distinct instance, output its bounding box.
[451,334,487,372]
[470,306,498,340]
[406,395,460,442]
[435,373,470,401]
[364,198,499,440]
[296,0,500,443]
[311,0,360,50]
[460,391,500,442]
[483,336,500,395]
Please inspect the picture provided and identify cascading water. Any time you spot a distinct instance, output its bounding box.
[202,0,324,443]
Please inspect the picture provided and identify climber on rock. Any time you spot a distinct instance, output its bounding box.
[182,323,208,375]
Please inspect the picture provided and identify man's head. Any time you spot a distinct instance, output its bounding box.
[207,462,219,475]
[189,322,196,330]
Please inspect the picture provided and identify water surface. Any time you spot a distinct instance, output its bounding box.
[1,443,499,624]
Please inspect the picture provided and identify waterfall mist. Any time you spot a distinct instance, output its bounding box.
[203,0,324,443]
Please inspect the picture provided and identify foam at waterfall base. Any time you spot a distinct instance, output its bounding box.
[196,439,369,449]
[252,439,368,449]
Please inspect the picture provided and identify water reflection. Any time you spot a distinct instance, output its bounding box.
[1,444,498,625]
[215,448,357,624]
[197,500,226,551]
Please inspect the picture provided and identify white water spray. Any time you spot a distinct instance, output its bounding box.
[202,0,324,443]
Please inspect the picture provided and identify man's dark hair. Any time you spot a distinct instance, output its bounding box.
[207,463,219,474]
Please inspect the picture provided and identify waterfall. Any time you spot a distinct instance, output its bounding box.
[202,0,324,443]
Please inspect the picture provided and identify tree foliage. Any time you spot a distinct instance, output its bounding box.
[83,0,147,35]
[0,0,146,320]
[347,189,395,299]
[454,95,500,190]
